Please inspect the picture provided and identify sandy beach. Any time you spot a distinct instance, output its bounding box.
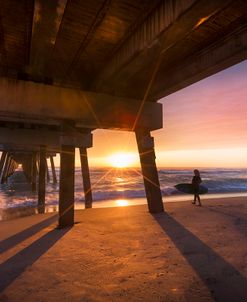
[0,196,246,302]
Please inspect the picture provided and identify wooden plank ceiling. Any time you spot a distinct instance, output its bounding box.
[0,0,246,101]
[0,0,160,87]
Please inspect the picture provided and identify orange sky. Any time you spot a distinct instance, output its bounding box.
[61,60,247,168]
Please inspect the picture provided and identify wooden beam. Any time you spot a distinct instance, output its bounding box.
[0,78,162,131]
[92,0,247,102]
[0,127,92,149]
[2,146,57,157]
[29,0,66,78]
[150,25,247,100]
[93,0,233,92]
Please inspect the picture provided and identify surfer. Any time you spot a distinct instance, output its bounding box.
[192,169,202,206]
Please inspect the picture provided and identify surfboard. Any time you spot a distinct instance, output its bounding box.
[175,183,208,194]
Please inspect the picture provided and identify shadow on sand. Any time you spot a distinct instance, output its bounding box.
[203,206,247,237]
[0,225,71,292]
[153,213,247,302]
[0,214,58,254]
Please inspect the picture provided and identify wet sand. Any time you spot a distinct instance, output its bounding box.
[0,197,246,301]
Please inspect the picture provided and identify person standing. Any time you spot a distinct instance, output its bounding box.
[192,169,202,206]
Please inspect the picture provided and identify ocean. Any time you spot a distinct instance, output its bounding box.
[1,167,247,217]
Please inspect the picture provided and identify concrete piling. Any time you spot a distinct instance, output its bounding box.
[59,145,75,228]
[0,152,7,178]
[31,152,37,191]
[45,158,50,182]
[38,146,46,214]
[135,131,164,213]
[80,147,93,209]
[50,156,57,184]
[1,153,10,184]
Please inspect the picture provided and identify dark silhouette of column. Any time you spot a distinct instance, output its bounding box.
[36,156,40,174]
[6,157,13,179]
[7,158,12,176]
[38,146,46,213]
[31,152,37,191]
[59,145,75,228]
[22,156,32,182]
[45,158,50,182]
[135,130,164,213]
[0,152,7,178]
[80,147,93,208]
[1,153,10,184]
[50,156,57,184]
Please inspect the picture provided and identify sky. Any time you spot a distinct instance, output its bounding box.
[83,59,247,168]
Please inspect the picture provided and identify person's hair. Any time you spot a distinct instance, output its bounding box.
[194,169,200,176]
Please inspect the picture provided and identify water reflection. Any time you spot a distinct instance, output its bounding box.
[116,199,129,206]
[115,177,123,182]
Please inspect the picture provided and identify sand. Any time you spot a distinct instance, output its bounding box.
[0,197,246,302]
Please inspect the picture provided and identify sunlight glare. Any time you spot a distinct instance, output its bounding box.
[106,152,137,168]
[116,199,129,207]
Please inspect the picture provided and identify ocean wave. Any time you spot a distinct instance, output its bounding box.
[91,189,146,200]
[2,168,247,209]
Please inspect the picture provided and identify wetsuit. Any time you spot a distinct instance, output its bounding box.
[192,176,202,194]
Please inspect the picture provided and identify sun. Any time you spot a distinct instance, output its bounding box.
[116,199,129,206]
[106,152,137,168]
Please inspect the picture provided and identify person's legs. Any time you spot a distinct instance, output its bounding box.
[197,194,202,206]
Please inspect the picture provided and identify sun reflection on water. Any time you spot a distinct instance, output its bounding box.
[116,199,129,207]
[116,177,123,182]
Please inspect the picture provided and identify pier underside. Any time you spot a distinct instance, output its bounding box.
[0,0,247,226]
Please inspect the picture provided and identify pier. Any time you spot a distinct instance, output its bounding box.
[0,0,247,227]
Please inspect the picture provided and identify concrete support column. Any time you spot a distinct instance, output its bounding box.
[31,152,37,191]
[59,145,75,228]
[80,147,93,208]
[8,159,14,176]
[22,157,32,182]
[12,161,17,173]
[0,152,7,177]
[50,156,57,184]
[46,158,50,182]
[21,161,26,179]
[1,153,10,184]
[38,146,46,214]
[36,156,40,174]
[6,156,13,179]
[135,130,164,213]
